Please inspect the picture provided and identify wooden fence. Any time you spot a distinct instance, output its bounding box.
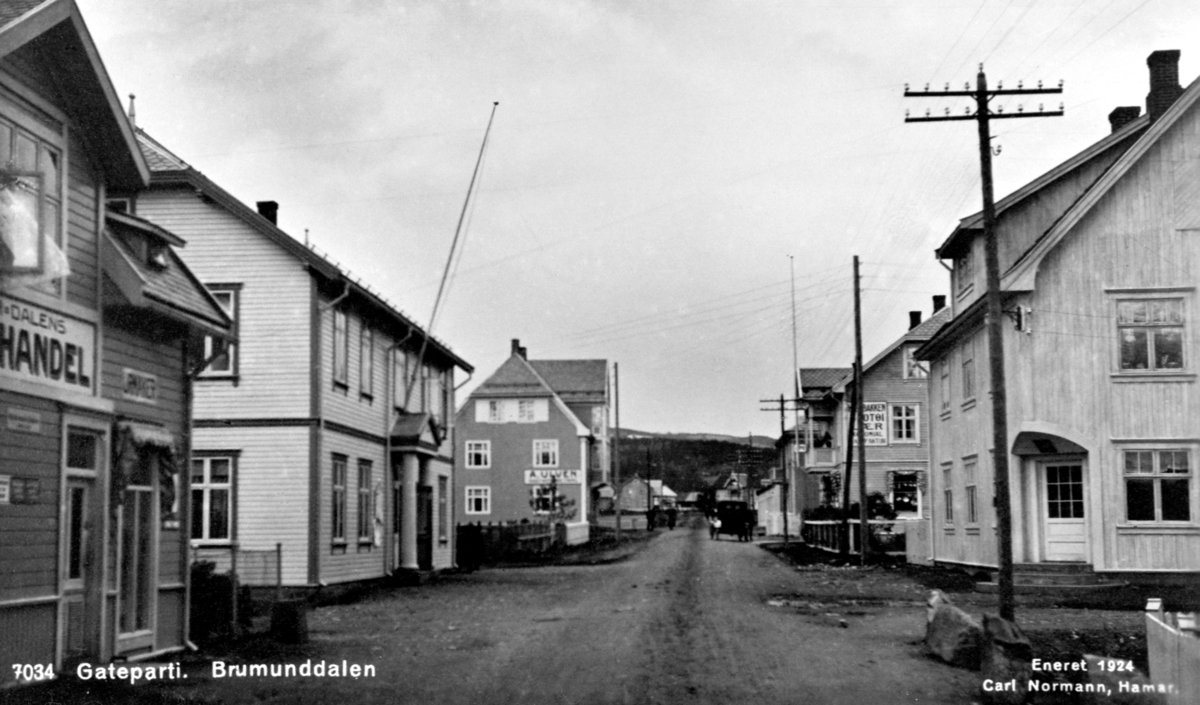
[456,520,555,569]
[801,519,908,555]
[1145,599,1200,704]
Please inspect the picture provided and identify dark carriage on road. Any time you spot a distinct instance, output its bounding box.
[713,500,754,541]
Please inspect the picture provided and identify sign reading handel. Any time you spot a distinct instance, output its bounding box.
[0,295,96,395]
[855,402,888,447]
[524,469,583,485]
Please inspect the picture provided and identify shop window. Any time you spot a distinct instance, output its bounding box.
[1117,299,1185,371]
[890,472,921,515]
[1125,450,1190,522]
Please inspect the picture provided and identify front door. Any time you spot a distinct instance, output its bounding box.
[62,477,96,663]
[1042,461,1087,562]
[392,464,402,569]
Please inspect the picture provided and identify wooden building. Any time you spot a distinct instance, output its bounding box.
[0,0,232,681]
[455,340,608,545]
[917,50,1200,578]
[122,130,472,585]
[774,368,849,523]
[834,299,951,518]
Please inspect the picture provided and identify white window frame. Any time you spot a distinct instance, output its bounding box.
[201,287,239,377]
[0,107,65,289]
[1123,449,1192,523]
[533,439,559,468]
[942,464,954,525]
[465,486,491,515]
[518,399,536,422]
[190,455,233,543]
[359,327,374,397]
[890,404,919,444]
[1115,297,1187,373]
[903,346,929,379]
[357,459,373,542]
[961,341,975,402]
[964,457,978,525]
[333,310,349,387]
[465,441,491,469]
[332,454,347,542]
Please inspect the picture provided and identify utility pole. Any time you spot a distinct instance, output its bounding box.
[840,364,857,556]
[905,67,1063,621]
[761,394,803,545]
[853,256,868,565]
[613,362,621,541]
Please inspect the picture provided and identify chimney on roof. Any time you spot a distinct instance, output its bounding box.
[256,200,278,225]
[909,311,922,330]
[128,94,136,127]
[1108,106,1141,133]
[511,338,527,359]
[519,346,527,359]
[932,295,946,313]
[1147,50,1184,124]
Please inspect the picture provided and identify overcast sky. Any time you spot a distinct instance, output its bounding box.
[76,0,1200,438]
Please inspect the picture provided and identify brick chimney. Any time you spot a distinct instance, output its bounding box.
[1108,106,1141,133]
[932,295,946,313]
[909,311,922,330]
[1146,50,1184,124]
[511,338,521,356]
[256,200,278,225]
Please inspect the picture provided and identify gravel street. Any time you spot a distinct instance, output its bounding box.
[105,518,978,705]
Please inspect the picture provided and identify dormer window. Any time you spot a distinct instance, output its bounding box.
[148,244,169,270]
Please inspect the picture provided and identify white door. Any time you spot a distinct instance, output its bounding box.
[1042,462,1087,562]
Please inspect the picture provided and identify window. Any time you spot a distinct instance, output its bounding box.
[488,400,502,423]
[1047,464,1085,519]
[118,445,155,635]
[518,400,536,422]
[891,472,920,515]
[332,455,347,541]
[956,250,973,293]
[1117,299,1185,371]
[333,310,348,386]
[202,288,238,376]
[964,458,978,524]
[429,368,446,425]
[360,327,374,396]
[943,466,953,524]
[533,440,559,468]
[465,486,490,515]
[961,341,975,401]
[357,460,373,542]
[903,346,928,379]
[465,441,491,468]
[438,476,448,543]
[890,404,919,443]
[1125,450,1190,522]
[190,456,232,542]
[531,485,556,514]
[0,116,66,290]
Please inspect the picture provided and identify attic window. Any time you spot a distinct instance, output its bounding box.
[148,244,169,270]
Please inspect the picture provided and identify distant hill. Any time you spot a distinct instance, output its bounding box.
[617,428,776,447]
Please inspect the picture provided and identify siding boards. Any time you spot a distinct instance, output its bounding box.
[136,191,312,418]
[66,133,98,309]
[0,392,60,602]
[318,432,387,584]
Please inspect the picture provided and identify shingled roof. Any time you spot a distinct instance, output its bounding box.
[528,360,607,403]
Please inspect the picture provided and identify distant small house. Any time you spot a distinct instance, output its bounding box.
[619,477,675,512]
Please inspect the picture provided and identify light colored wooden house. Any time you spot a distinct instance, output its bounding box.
[917,50,1200,579]
[121,131,472,586]
[0,0,232,681]
[455,339,608,545]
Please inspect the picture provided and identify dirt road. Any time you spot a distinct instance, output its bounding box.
[25,521,977,704]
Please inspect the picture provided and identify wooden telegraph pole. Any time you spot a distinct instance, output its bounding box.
[904,67,1063,621]
[853,256,868,565]
[613,362,621,540]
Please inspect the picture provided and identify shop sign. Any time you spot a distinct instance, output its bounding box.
[122,368,158,404]
[0,295,96,396]
[524,469,582,485]
[855,402,888,447]
[6,407,41,433]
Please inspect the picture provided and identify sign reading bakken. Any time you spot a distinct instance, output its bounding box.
[0,295,96,395]
[854,401,888,447]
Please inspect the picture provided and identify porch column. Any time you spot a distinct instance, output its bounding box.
[400,453,419,570]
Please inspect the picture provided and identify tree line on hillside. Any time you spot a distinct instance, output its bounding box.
[614,437,777,494]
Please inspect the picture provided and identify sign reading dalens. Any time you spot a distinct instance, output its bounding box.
[0,295,96,396]
[525,469,582,485]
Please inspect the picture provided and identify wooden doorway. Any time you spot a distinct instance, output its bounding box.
[1041,460,1087,562]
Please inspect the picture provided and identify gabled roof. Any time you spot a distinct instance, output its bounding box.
[102,212,232,338]
[473,354,556,398]
[134,130,471,373]
[842,305,953,388]
[528,359,607,403]
[0,0,148,189]
[798,367,850,400]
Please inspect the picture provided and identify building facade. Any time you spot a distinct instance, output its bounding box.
[919,50,1200,577]
[123,132,472,585]
[0,0,231,681]
[455,340,608,545]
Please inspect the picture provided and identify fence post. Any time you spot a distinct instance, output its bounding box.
[276,542,283,603]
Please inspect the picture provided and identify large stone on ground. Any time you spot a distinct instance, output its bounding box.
[1081,654,1167,705]
[979,614,1032,705]
[924,590,983,670]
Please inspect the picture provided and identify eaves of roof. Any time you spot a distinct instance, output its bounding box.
[935,115,1149,261]
[913,297,990,362]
